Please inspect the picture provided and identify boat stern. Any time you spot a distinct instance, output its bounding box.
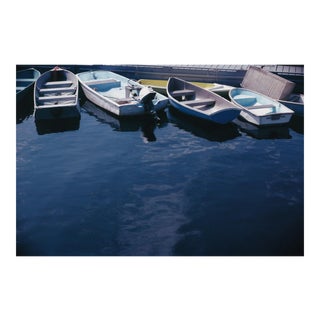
[210,108,241,124]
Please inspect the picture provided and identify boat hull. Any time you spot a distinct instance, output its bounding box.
[34,104,81,121]
[169,98,239,124]
[238,109,292,126]
[229,88,294,126]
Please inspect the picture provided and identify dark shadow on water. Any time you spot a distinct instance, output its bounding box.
[173,209,304,256]
[289,114,304,134]
[167,105,241,142]
[35,117,80,135]
[16,90,34,124]
[233,117,292,140]
[81,99,168,143]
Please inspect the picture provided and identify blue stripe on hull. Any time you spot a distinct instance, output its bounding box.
[170,100,239,124]
[210,109,240,124]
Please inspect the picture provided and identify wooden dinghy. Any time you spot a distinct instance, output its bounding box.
[229,88,294,126]
[167,77,240,124]
[16,68,41,103]
[77,70,169,117]
[34,66,80,120]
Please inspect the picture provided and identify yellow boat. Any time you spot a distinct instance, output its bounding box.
[138,79,233,98]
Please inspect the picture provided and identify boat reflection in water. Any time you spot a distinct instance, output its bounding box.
[167,105,240,142]
[16,92,34,124]
[81,99,168,143]
[233,117,291,140]
[35,116,80,135]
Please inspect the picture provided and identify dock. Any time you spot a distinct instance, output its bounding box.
[17,64,304,93]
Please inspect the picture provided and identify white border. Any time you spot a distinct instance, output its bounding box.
[3,1,319,320]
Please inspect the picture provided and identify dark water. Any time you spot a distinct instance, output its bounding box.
[16,94,304,256]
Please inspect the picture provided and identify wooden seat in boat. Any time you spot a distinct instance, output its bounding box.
[44,80,73,88]
[38,94,76,102]
[39,87,75,94]
[183,99,216,107]
[171,89,195,97]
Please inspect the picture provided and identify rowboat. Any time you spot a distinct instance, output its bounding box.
[16,68,41,103]
[229,88,294,126]
[138,78,233,97]
[241,66,304,116]
[167,77,240,124]
[77,71,169,117]
[34,66,80,120]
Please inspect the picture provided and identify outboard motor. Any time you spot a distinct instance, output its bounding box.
[126,81,160,122]
[139,87,160,122]
[139,86,156,110]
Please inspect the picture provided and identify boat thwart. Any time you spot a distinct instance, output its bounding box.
[167,77,240,124]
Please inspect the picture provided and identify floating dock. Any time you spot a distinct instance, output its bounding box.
[17,64,304,93]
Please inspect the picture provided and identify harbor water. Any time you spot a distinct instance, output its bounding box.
[16,95,304,256]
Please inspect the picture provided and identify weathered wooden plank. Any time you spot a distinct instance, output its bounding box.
[283,66,290,73]
[295,66,304,74]
[262,65,273,71]
[277,65,284,73]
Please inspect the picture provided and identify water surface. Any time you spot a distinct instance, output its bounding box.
[16,96,304,256]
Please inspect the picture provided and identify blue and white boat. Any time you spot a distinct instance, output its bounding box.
[77,70,168,117]
[229,88,294,126]
[167,77,240,124]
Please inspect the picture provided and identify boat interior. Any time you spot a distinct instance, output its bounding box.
[85,78,121,92]
[37,70,77,106]
[232,94,279,115]
[16,79,35,93]
[233,94,257,107]
[170,87,216,110]
[83,75,158,106]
